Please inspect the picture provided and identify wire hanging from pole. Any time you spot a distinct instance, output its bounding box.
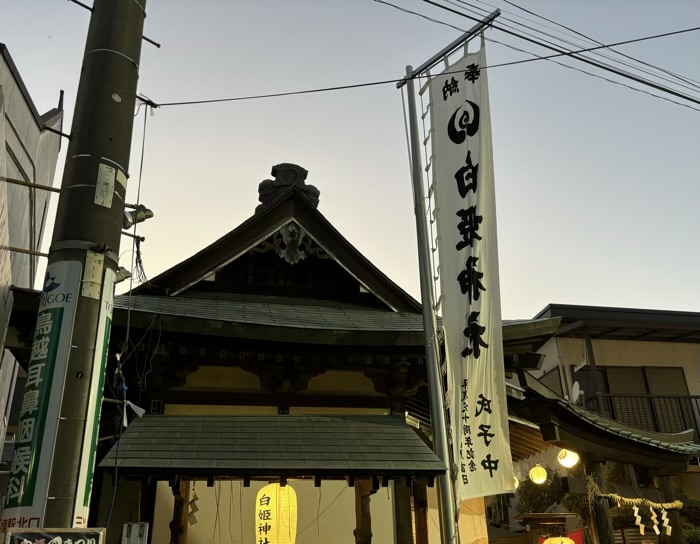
[121,102,149,358]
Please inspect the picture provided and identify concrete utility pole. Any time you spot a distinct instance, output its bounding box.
[1,0,147,531]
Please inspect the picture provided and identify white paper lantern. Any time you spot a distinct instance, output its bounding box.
[557,449,580,468]
[529,465,547,484]
[255,483,298,544]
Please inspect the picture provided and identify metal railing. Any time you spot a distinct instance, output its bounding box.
[584,393,700,442]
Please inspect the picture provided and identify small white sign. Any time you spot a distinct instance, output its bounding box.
[94,163,115,208]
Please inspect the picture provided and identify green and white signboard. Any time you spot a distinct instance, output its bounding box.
[0,261,81,532]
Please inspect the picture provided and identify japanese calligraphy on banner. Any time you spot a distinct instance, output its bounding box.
[427,41,515,500]
[255,484,297,544]
[1,261,82,535]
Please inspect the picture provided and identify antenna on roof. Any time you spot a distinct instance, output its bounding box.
[571,381,583,404]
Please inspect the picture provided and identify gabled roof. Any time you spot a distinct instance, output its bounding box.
[135,186,422,313]
[0,43,63,128]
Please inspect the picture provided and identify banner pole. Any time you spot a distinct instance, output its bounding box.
[405,65,459,544]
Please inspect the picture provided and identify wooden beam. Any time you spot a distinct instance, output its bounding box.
[156,390,393,410]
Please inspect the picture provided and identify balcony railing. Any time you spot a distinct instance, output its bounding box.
[584,394,700,442]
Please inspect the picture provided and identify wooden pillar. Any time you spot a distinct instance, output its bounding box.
[591,464,615,544]
[413,481,429,544]
[169,477,189,544]
[394,480,414,544]
[354,479,374,544]
[390,399,414,544]
[140,476,158,544]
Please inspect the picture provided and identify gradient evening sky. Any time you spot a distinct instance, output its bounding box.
[2,0,699,319]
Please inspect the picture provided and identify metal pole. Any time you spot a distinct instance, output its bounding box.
[2,0,147,529]
[405,65,459,544]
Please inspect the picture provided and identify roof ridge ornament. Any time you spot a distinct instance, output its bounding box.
[256,163,320,211]
[251,221,329,264]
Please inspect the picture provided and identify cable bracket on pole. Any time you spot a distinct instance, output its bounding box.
[0,176,61,193]
[42,126,72,140]
[1,246,49,258]
[67,0,160,47]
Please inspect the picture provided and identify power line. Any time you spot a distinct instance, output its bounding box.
[499,0,700,89]
[448,0,700,95]
[419,0,700,106]
[377,0,700,111]
[155,24,700,111]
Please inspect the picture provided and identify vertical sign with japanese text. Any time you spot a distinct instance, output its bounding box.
[428,41,515,500]
[74,267,114,527]
[1,261,81,534]
[255,484,297,544]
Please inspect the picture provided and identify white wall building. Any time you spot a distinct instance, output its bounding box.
[0,42,62,501]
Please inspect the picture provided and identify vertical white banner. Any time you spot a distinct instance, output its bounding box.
[428,41,515,500]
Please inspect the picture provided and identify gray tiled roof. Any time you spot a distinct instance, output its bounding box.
[565,403,700,455]
[519,371,700,455]
[113,293,558,335]
[99,415,446,480]
[114,294,425,332]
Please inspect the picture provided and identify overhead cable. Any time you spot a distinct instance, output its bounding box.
[499,0,700,89]
[419,0,700,106]
[154,24,700,111]
[447,0,700,94]
[376,0,700,111]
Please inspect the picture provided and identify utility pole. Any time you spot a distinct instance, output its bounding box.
[1,0,147,531]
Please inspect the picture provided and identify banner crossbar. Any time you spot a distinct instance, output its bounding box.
[396,9,500,89]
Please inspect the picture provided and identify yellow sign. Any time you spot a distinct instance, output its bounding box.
[255,483,297,544]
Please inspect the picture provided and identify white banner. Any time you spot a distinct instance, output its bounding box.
[428,40,515,500]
